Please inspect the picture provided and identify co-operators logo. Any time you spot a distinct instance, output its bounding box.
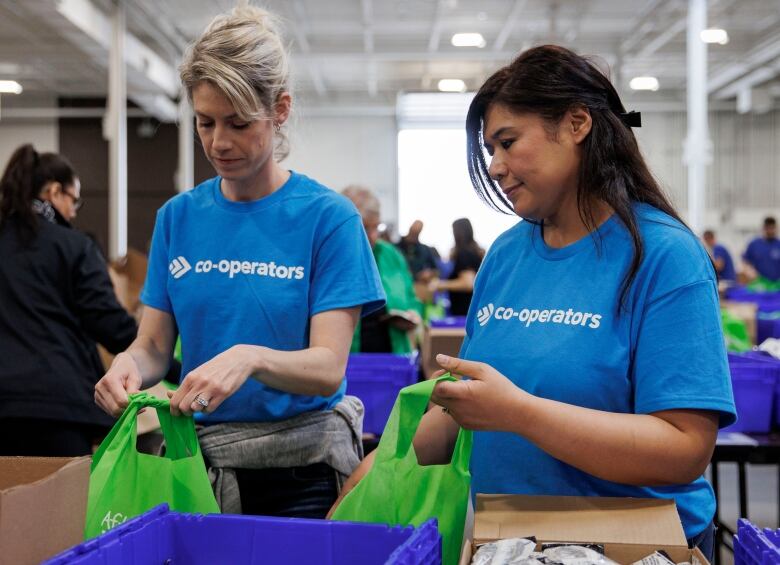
[169,256,191,279]
[169,255,305,281]
[477,302,602,329]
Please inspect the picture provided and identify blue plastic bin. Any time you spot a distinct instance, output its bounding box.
[758,313,780,344]
[346,353,419,435]
[728,352,780,427]
[734,518,780,565]
[723,357,776,433]
[726,287,780,314]
[45,504,441,565]
[429,316,467,328]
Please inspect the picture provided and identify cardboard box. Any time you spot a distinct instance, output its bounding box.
[459,494,708,565]
[0,456,90,565]
[107,247,148,319]
[422,325,466,379]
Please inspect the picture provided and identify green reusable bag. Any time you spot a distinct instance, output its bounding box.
[721,308,752,352]
[331,375,472,565]
[84,392,219,539]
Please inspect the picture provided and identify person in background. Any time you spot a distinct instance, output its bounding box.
[398,220,439,283]
[743,216,780,282]
[429,218,484,316]
[702,229,736,283]
[333,46,734,562]
[95,4,384,519]
[0,144,137,456]
[342,185,422,354]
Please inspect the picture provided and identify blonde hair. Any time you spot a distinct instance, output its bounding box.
[341,185,381,218]
[180,2,290,159]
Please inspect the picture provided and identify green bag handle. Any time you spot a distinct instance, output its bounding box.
[379,374,472,470]
[92,392,198,470]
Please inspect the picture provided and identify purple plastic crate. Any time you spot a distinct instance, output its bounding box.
[346,353,419,436]
[726,287,780,314]
[429,316,467,328]
[729,352,780,426]
[735,518,780,565]
[758,315,780,344]
[723,360,776,433]
[44,504,441,565]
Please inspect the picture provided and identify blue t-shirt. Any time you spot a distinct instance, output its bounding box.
[744,237,780,281]
[141,172,385,423]
[462,203,736,539]
[713,243,736,282]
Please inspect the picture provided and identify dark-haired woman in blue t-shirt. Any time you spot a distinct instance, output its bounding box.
[334,45,734,562]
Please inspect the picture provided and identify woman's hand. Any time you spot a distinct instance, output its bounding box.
[95,352,143,417]
[168,344,260,416]
[431,354,529,432]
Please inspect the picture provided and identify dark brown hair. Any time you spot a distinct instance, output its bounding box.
[0,144,77,241]
[466,45,685,312]
[452,217,483,259]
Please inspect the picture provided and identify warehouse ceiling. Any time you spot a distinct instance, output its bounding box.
[1,0,779,117]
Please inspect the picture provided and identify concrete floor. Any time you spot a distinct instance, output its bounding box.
[707,463,778,565]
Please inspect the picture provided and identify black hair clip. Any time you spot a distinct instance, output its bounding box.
[620,111,642,128]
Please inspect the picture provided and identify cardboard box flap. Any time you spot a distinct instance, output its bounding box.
[0,456,86,492]
[474,495,688,548]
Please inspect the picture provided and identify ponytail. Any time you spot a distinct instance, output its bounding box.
[0,144,77,241]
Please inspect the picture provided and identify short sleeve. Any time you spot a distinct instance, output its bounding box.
[309,214,385,317]
[140,208,173,313]
[743,240,757,263]
[632,279,736,427]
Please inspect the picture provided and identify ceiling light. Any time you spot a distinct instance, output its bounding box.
[629,76,659,91]
[700,28,729,45]
[0,80,22,94]
[438,79,466,92]
[451,33,486,48]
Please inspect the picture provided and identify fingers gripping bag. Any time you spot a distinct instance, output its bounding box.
[84,392,219,539]
[331,375,473,565]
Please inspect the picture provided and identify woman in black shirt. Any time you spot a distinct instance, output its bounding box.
[432,218,484,316]
[0,144,136,456]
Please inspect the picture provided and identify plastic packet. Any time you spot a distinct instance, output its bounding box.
[471,537,538,564]
[631,550,677,565]
[542,544,620,565]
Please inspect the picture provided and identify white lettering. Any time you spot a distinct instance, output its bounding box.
[518,308,530,322]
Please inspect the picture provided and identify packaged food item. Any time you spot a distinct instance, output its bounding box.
[630,550,677,565]
[542,544,620,565]
[541,543,605,554]
[471,537,537,564]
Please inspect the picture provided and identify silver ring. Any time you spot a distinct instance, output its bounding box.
[195,395,209,408]
[441,407,449,414]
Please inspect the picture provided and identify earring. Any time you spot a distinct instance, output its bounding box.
[274,122,281,133]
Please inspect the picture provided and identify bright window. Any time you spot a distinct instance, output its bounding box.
[397,128,518,258]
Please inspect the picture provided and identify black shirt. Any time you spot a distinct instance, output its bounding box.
[0,210,137,425]
[448,247,483,316]
[397,238,438,280]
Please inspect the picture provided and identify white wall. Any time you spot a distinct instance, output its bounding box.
[0,119,58,171]
[282,113,399,229]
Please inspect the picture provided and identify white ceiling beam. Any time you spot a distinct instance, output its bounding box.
[292,0,326,97]
[428,0,447,52]
[361,0,374,53]
[708,30,780,96]
[493,0,527,51]
[634,16,687,58]
[361,0,377,97]
[620,0,673,54]
[715,66,777,100]
[56,0,179,98]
